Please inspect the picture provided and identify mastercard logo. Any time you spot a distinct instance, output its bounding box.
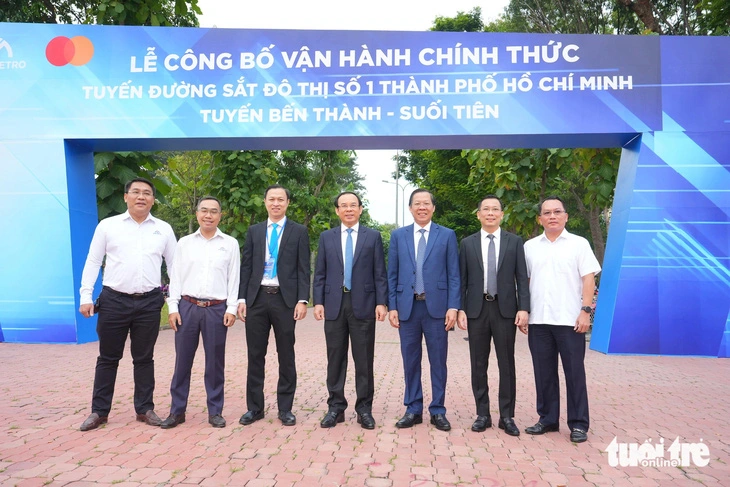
[46,36,94,66]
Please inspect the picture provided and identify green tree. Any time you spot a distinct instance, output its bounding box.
[431,7,484,32]
[0,0,200,26]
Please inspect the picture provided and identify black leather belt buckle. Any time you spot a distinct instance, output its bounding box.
[414,293,426,301]
[484,293,496,302]
[342,286,351,293]
[262,286,280,294]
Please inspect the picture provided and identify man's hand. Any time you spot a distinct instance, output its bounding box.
[445,309,457,331]
[294,302,307,320]
[79,303,94,318]
[224,313,236,327]
[237,302,246,322]
[388,310,400,328]
[574,312,591,333]
[313,304,325,321]
[457,310,468,330]
[375,305,387,322]
[515,310,529,335]
[168,312,182,332]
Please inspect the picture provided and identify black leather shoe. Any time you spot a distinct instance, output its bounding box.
[80,413,108,431]
[136,410,162,426]
[570,428,588,443]
[278,410,296,426]
[160,413,186,429]
[430,414,451,431]
[525,422,559,435]
[471,415,492,432]
[395,413,423,428]
[498,417,520,436]
[320,411,344,428]
[208,414,226,428]
[357,412,376,430]
[239,410,264,425]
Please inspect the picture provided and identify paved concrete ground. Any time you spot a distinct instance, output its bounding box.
[1,315,728,486]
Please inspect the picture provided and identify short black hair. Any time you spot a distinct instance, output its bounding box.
[538,196,566,214]
[408,188,435,206]
[334,191,362,208]
[477,194,503,211]
[264,184,291,200]
[197,196,221,211]
[124,177,155,196]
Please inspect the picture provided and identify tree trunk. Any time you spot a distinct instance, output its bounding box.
[618,0,663,34]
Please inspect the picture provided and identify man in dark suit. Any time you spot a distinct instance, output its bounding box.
[236,185,310,427]
[457,195,530,436]
[388,189,460,431]
[313,192,388,429]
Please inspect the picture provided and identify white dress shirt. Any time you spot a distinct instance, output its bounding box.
[413,221,432,257]
[79,211,177,304]
[480,227,501,294]
[524,229,601,326]
[260,216,286,287]
[167,228,241,316]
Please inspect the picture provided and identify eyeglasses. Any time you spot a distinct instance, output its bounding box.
[480,207,502,213]
[338,204,360,209]
[411,202,433,208]
[541,210,565,217]
[127,190,153,197]
[198,208,220,215]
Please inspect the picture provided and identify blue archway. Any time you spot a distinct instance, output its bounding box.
[0,24,727,356]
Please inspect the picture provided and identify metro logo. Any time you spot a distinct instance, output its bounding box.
[45,36,94,66]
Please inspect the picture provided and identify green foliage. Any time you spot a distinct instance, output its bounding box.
[0,0,200,26]
[431,7,484,32]
[94,151,172,219]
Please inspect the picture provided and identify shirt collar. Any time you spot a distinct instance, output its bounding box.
[540,228,570,242]
[122,210,154,224]
[193,227,223,240]
[415,221,432,233]
[480,227,501,240]
[341,222,359,233]
[268,216,287,228]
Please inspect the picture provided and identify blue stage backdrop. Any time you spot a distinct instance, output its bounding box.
[0,24,727,355]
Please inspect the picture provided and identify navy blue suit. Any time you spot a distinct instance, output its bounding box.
[387,223,460,415]
[313,225,388,414]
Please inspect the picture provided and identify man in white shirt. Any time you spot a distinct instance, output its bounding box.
[160,197,240,429]
[523,196,601,443]
[78,178,177,431]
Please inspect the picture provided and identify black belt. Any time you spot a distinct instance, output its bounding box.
[182,295,225,307]
[414,293,426,301]
[261,285,280,294]
[484,293,497,302]
[103,286,160,298]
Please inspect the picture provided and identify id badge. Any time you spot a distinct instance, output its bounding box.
[264,257,275,279]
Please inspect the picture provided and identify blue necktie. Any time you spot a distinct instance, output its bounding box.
[415,229,426,294]
[269,222,279,278]
[344,228,353,290]
[486,234,497,296]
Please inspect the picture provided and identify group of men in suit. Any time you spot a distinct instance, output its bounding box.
[79,180,600,444]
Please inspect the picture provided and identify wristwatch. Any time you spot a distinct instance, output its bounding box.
[580,306,593,313]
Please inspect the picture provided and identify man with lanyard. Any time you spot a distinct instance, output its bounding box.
[78,177,176,431]
[160,196,240,429]
[237,185,310,427]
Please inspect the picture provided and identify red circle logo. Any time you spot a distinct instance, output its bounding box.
[46,36,94,66]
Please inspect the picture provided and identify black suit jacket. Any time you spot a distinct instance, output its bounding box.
[238,219,311,308]
[460,229,530,319]
[312,225,388,321]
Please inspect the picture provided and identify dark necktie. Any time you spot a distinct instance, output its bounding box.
[486,234,497,296]
[344,228,353,289]
[415,229,426,294]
